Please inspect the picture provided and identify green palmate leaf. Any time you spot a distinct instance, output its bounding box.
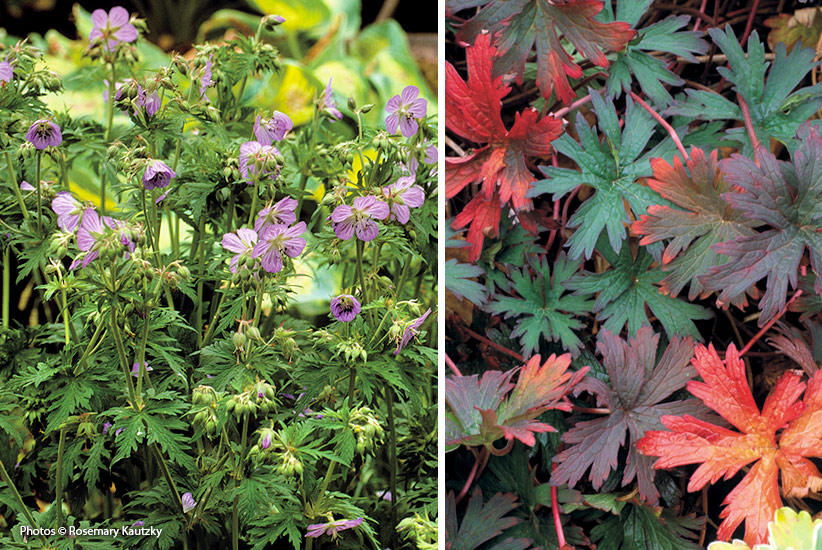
[445,487,531,550]
[566,236,711,340]
[551,327,707,504]
[531,90,676,260]
[445,258,488,306]
[666,28,822,155]
[605,9,709,107]
[591,502,703,550]
[632,147,757,305]
[701,124,822,325]
[486,253,593,356]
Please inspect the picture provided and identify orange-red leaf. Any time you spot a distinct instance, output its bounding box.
[637,343,822,546]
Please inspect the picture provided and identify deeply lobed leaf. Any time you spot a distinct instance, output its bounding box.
[552,327,706,504]
[638,342,822,545]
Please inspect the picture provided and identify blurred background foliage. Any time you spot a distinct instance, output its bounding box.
[0,0,436,322]
[0,0,436,127]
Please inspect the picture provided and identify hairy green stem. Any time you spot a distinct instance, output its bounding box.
[73,319,106,375]
[394,255,413,300]
[0,458,48,546]
[109,299,139,407]
[55,427,67,528]
[35,152,42,234]
[60,284,71,347]
[355,240,372,324]
[2,247,8,329]
[201,290,226,349]
[153,443,185,514]
[6,153,28,219]
[294,172,309,222]
[386,387,398,543]
[104,64,116,143]
[232,412,250,550]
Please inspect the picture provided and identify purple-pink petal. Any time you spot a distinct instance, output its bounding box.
[330,294,361,322]
[108,6,130,26]
[395,308,432,354]
[385,113,399,135]
[91,9,108,28]
[26,120,62,149]
[400,85,419,104]
[77,209,104,252]
[354,219,379,241]
[399,117,418,138]
[0,61,12,84]
[333,219,356,240]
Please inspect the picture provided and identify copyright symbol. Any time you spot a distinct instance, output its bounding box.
[58,527,66,535]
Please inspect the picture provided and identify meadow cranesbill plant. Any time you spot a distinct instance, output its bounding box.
[0,5,436,550]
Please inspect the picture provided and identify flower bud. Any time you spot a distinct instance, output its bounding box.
[360,103,375,113]
[232,331,247,351]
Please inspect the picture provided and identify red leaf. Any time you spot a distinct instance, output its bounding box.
[454,0,635,103]
[637,342,822,545]
[452,191,502,263]
[446,33,563,260]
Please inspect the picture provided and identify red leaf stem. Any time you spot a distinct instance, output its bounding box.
[630,92,688,160]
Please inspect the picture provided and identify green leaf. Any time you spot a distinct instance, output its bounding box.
[606,15,708,107]
[566,236,711,340]
[591,503,702,550]
[445,259,488,306]
[667,28,822,155]
[531,90,676,260]
[487,253,593,356]
[445,487,531,550]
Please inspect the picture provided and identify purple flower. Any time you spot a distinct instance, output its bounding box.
[0,61,12,85]
[254,197,297,233]
[382,176,425,224]
[239,141,281,184]
[221,228,258,273]
[330,196,390,241]
[252,222,307,274]
[52,192,84,232]
[103,422,112,435]
[181,492,196,513]
[71,210,132,269]
[261,432,272,450]
[20,181,34,191]
[135,86,160,117]
[254,112,293,145]
[424,143,438,165]
[143,160,176,190]
[130,361,153,377]
[330,294,361,322]
[321,79,342,120]
[385,85,427,137]
[132,521,145,527]
[90,6,137,50]
[73,209,107,268]
[394,308,431,355]
[26,119,62,149]
[305,517,363,539]
[200,54,213,99]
